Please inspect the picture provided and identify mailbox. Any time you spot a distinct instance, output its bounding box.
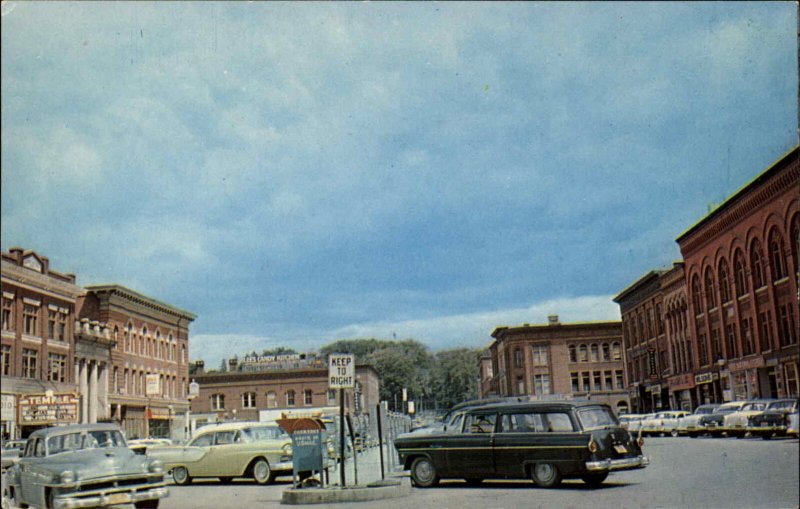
[277,417,329,487]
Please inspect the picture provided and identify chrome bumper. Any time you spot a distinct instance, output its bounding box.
[53,485,168,509]
[271,460,294,472]
[585,455,649,472]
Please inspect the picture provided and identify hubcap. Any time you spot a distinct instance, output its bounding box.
[416,460,434,482]
[255,461,270,482]
[175,468,187,482]
[535,464,554,481]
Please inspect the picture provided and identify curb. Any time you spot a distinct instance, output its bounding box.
[281,478,411,505]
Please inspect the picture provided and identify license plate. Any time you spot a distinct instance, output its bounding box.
[107,493,129,505]
[613,445,628,454]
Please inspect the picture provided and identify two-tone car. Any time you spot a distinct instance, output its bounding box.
[394,401,649,488]
[698,401,747,437]
[618,414,646,433]
[639,411,690,437]
[747,399,799,439]
[146,421,293,485]
[4,423,167,509]
[677,404,720,437]
[722,400,773,438]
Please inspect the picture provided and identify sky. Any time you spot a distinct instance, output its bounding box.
[1,2,797,368]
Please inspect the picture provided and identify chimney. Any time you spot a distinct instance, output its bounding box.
[228,357,238,371]
[193,360,205,375]
[548,315,560,325]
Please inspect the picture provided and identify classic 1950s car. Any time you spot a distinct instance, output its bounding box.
[145,421,293,485]
[5,423,167,509]
[394,401,649,488]
[747,399,799,439]
[677,404,720,437]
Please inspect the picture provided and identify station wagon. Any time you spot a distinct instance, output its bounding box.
[394,401,649,488]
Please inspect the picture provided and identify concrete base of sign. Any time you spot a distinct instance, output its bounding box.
[281,477,411,505]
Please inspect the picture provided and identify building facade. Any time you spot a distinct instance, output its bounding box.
[189,354,381,436]
[1,248,85,439]
[78,285,196,441]
[677,146,799,402]
[486,316,629,414]
[616,146,799,411]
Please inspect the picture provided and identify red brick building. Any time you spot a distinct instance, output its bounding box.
[78,285,196,441]
[677,146,799,402]
[485,316,629,414]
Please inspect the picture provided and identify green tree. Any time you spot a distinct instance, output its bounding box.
[430,348,481,409]
[260,347,297,356]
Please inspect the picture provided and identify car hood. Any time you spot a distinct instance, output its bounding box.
[46,448,148,480]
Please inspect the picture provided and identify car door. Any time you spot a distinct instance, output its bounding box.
[493,411,548,478]
[19,438,45,505]
[208,430,245,476]
[182,432,215,476]
[445,412,496,478]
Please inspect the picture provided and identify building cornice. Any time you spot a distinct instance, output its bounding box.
[1,260,85,302]
[86,285,196,323]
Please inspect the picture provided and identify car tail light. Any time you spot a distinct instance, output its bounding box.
[637,436,645,448]
[588,438,598,453]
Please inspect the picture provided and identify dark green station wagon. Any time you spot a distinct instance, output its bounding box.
[394,401,649,488]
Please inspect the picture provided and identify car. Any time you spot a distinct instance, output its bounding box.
[394,400,649,488]
[677,404,720,437]
[1,439,26,470]
[698,401,747,437]
[618,414,646,433]
[639,411,690,437]
[747,399,799,440]
[4,423,167,509]
[787,408,799,437]
[128,438,173,455]
[145,421,293,485]
[722,400,773,438]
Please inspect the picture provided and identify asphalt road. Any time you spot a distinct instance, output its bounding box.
[155,436,799,509]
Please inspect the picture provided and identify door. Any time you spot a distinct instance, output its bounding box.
[445,412,495,478]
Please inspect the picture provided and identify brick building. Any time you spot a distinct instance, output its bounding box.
[485,315,629,414]
[189,354,380,436]
[78,285,196,441]
[1,247,85,438]
[616,146,799,411]
[676,146,799,402]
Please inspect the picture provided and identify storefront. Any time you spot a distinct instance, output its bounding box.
[667,373,696,411]
[1,393,17,440]
[694,372,720,405]
[728,356,767,401]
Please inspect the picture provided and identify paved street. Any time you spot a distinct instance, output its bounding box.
[156,436,799,509]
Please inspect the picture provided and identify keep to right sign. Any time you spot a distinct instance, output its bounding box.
[328,353,355,389]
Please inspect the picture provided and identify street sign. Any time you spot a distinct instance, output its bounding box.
[328,354,355,389]
[146,374,161,396]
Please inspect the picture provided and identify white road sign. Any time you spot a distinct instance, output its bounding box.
[328,353,355,389]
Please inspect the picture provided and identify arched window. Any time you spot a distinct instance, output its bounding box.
[791,215,800,276]
[704,267,716,310]
[590,344,599,362]
[568,345,577,363]
[768,229,787,281]
[734,250,748,297]
[514,348,523,368]
[691,274,702,315]
[718,259,731,304]
[611,342,621,361]
[602,343,610,361]
[750,239,765,289]
[579,345,588,362]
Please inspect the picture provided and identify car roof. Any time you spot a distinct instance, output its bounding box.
[462,400,606,413]
[28,423,122,439]
[195,421,279,434]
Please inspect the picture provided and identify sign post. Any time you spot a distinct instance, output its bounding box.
[328,353,355,486]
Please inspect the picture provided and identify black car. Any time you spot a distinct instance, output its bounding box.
[697,401,747,437]
[747,399,799,439]
[394,401,648,488]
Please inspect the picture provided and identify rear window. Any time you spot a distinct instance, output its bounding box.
[578,407,619,430]
[499,412,575,433]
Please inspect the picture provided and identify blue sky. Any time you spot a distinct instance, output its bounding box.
[2,2,797,368]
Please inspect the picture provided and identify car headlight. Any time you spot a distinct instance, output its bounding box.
[282,443,293,456]
[59,470,76,484]
[148,459,164,474]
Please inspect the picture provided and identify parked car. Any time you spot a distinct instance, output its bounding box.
[747,399,799,439]
[787,408,799,437]
[618,414,646,433]
[722,400,773,438]
[394,401,649,488]
[640,411,690,437]
[677,404,720,437]
[128,438,173,455]
[4,423,167,509]
[146,421,293,485]
[1,439,26,470]
[698,401,747,437]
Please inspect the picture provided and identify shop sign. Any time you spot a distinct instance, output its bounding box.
[668,374,696,391]
[694,372,718,385]
[728,356,765,372]
[145,374,161,396]
[646,384,662,393]
[19,393,79,425]
[1,394,16,421]
[148,407,172,419]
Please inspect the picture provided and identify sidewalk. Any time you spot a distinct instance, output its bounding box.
[329,443,404,487]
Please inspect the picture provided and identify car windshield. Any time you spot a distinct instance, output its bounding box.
[578,407,619,430]
[696,406,718,414]
[743,402,768,411]
[767,400,796,410]
[244,426,288,441]
[47,430,125,455]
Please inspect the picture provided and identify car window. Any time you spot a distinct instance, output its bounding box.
[545,413,575,432]
[34,439,46,457]
[87,430,126,448]
[48,433,83,454]
[501,413,546,432]
[578,407,618,430]
[465,413,496,433]
[244,426,286,441]
[446,413,464,433]
[768,400,795,410]
[190,433,214,447]
[214,431,237,445]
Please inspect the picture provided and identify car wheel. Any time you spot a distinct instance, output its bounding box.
[688,432,698,438]
[670,429,679,437]
[580,472,609,487]
[464,478,483,486]
[219,477,233,484]
[172,466,192,485]
[252,458,273,485]
[761,433,773,440]
[410,457,439,488]
[531,463,561,488]
[134,501,160,509]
